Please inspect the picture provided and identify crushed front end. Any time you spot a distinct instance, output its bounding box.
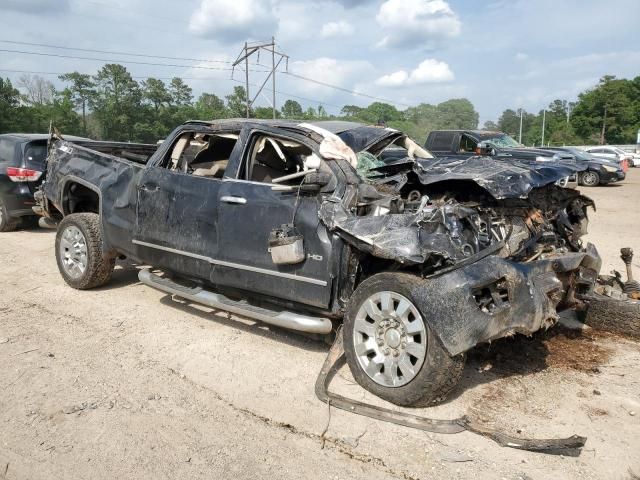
[322,155,601,355]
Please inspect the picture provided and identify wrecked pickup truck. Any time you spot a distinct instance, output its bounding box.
[39,120,601,407]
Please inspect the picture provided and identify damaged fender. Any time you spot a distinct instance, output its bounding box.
[405,243,601,355]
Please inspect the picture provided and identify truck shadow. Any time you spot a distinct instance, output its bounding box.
[92,261,328,351]
[95,262,612,399]
[446,325,610,403]
[157,294,329,353]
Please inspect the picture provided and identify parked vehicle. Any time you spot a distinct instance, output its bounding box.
[540,147,625,186]
[584,146,631,171]
[38,120,600,407]
[425,130,570,161]
[0,133,90,231]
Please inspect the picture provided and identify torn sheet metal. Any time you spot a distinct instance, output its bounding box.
[411,155,588,200]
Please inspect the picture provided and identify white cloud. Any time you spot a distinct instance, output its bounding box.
[321,21,354,38]
[376,58,454,87]
[375,70,410,87]
[188,0,278,43]
[515,52,529,61]
[376,0,461,49]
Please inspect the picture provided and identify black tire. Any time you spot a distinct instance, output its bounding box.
[0,197,18,232]
[579,170,600,187]
[55,213,115,289]
[583,294,640,339]
[344,272,465,407]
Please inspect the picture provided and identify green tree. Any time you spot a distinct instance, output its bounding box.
[49,88,82,134]
[142,78,171,113]
[226,86,249,117]
[0,77,21,133]
[340,104,363,118]
[195,92,227,120]
[90,64,143,140]
[281,99,303,119]
[359,102,402,124]
[571,75,637,144]
[435,98,478,129]
[58,72,95,136]
[303,106,317,119]
[253,106,280,119]
[169,77,193,106]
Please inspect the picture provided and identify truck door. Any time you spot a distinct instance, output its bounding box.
[213,128,338,309]
[133,130,240,280]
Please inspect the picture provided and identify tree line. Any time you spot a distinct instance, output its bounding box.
[0,63,479,143]
[486,75,640,146]
[1,63,638,146]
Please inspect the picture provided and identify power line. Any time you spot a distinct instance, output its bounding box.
[0,39,232,64]
[0,68,342,113]
[283,71,412,108]
[229,78,342,113]
[0,48,255,72]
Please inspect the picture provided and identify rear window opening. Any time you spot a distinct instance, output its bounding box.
[165,132,239,179]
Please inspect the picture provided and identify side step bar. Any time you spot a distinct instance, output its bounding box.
[138,269,333,334]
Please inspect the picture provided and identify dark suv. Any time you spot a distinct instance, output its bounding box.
[0,133,87,231]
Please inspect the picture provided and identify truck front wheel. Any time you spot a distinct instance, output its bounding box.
[344,273,465,407]
[55,213,115,289]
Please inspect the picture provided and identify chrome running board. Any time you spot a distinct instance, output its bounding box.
[138,269,333,334]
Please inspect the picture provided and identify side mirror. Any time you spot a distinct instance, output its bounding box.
[475,141,495,156]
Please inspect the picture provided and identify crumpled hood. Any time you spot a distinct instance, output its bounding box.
[412,155,588,200]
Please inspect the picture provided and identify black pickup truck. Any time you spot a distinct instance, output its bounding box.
[424,129,624,187]
[39,120,600,407]
[425,129,571,161]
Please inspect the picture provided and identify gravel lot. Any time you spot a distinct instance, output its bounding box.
[1,170,639,480]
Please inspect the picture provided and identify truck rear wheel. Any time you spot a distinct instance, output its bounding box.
[55,213,115,289]
[0,198,18,232]
[344,272,465,407]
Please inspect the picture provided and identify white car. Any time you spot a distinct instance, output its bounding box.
[585,146,634,167]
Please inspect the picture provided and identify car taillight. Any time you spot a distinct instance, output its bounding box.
[6,167,43,182]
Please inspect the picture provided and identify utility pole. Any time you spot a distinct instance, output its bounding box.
[518,108,523,144]
[232,38,289,119]
[541,109,546,146]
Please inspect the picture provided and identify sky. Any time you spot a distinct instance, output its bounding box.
[0,0,639,125]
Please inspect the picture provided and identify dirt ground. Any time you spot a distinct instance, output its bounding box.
[1,171,639,480]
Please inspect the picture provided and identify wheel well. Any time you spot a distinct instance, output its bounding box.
[63,182,100,215]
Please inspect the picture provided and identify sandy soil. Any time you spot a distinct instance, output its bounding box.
[1,170,639,480]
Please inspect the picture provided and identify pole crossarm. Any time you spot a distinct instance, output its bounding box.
[232,37,288,118]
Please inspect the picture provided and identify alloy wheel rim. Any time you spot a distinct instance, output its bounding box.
[352,291,427,387]
[59,225,88,278]
[583,172,597,185]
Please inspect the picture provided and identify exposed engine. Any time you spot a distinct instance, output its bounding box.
[325,179,594,276]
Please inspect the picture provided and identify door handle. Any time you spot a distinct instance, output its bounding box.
[221,195,247,205]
